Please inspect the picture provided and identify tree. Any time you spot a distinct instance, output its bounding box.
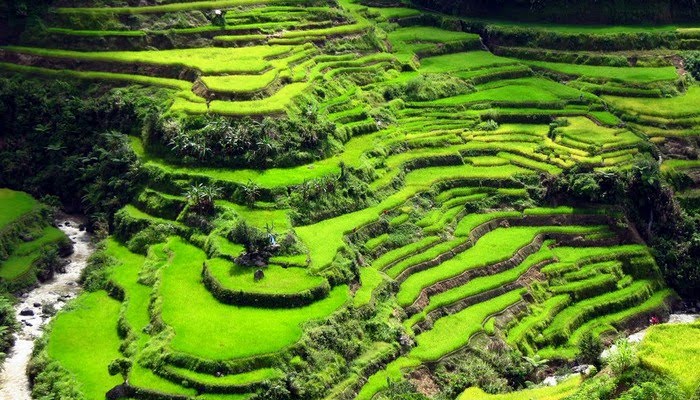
[577,331,603,367]
[108,358,132,383]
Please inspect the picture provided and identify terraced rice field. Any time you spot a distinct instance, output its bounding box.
[4,0,698,398]
[0,189,68,282]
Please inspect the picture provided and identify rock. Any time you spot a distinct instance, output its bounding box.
[398,333,414,347]
[33,302,41,308]
[25,321,33,327]
[542,376,557,386]
[64,221,71,226]
[572,364,591,374]
[79,224,86,231]
[20,308,34,316]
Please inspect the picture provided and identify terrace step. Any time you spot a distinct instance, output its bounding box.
[201,260,332,308]
[157,366,283,394]
[412,256,555,334]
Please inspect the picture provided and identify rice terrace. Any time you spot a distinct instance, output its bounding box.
[1,0,700,399]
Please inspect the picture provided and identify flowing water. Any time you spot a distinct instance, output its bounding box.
[0,216,93,400]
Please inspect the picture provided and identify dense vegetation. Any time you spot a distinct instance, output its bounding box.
[0,0,699,399]
[412,0,700,24]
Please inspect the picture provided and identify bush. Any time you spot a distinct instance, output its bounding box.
[127,224,176,255]
[685,52,700,80]
[403,74,473,101]
[79,245,115,292]
[577,331,603,367]
[229,221,269,253]
[33,245,62,282]
[566,374,616,400]
[0,297,19,358]
[605,338,639,376]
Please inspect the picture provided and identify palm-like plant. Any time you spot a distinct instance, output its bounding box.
[242,180,260,208]
[185,183,221,214]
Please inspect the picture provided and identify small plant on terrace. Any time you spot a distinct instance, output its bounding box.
[185,183,221,214]
[241,179,261,208]
[605,338,639,376]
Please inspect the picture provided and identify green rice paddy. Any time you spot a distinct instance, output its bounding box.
[8,0,698,398]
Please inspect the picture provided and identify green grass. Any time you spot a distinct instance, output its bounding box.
[406,243,555,328]
[4,45,294,75]
[353,268,385,307]
[104,238,150,335]
[130,364,197,396]
[411,289,524,360]
[0,188,39,229]
[458,374,582,400]
[0,226,66,279]
[385,238,467,278]
[420,77,589,107]
[201,70,279,94]
[524,60,678,83]
[418,51,518,73]
[542,244,649,276]
[371,236,442,270]
[396,225,606,307]
[159,237,349,360]
[47,291,123,399]
[358,290,524,400]
[541,280,655,343]
[206,258,326,295]
[218,201,291,230]
[298,163,531,270]
[167,366,282,387]
[507,294,570,353]
[0,62,193,91]
[133,128,380,188]
[356,356,421,400]
[56,0,286,14]
[567,289,674,346]
[603,86,700,118]
[387,26,480,59]
[639,321,700,396]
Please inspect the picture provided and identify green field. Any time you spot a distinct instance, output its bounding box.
[4,0,698,399]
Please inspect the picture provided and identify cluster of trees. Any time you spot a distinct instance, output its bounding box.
[411,0,700,23]
[0,76,159,230]
[287,163,375,225]
[147,112,337,169]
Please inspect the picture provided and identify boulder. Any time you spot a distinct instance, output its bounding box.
[20,308,34,316]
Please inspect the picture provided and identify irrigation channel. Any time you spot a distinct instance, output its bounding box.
[0,215,93,400]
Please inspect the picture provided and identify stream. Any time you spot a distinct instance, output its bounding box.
[0,216,93,400]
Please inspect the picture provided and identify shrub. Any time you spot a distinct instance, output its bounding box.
[33,245,62,282]
[606,338,639,376]
[434,353,510,397]
[565,374,616,400]
[0,297,18,358]
[404,74,473,101]
[126,224,175,254]
[79,245,115,291]
[229,221,269,253]
[577,331,603,367]
[477,119,499,131]
[685,51,700,80]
